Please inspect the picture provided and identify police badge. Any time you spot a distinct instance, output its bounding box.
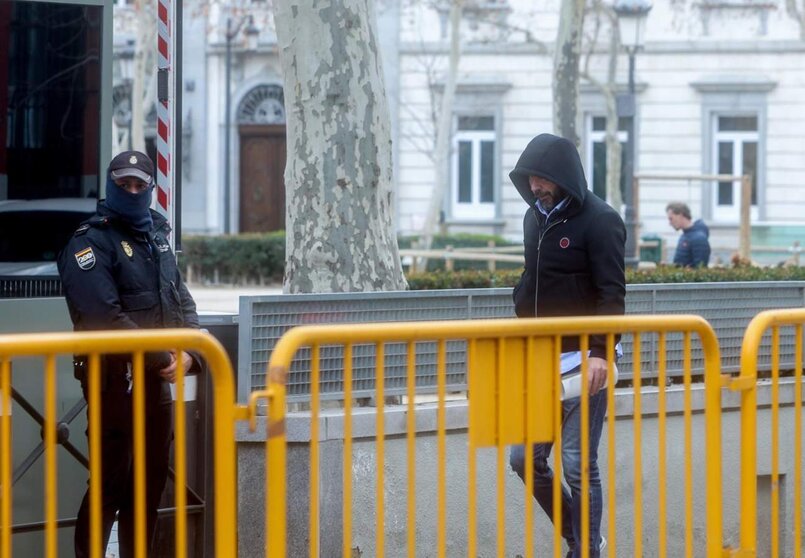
[74,247,95,270]
[121,241,134,259]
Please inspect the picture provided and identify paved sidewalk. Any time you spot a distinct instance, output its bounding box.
[187,284,283,313]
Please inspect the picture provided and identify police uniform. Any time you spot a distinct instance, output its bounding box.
[57,151,199,558]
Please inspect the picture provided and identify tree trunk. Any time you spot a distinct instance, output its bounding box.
[420,0,463,261]
[604,95,622,211]
[553,0,586,146]
[273,0,407,293]
[580,3,622,210]
[604,10,622,211]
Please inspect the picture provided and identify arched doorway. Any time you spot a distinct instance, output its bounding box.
[237,84,286,232]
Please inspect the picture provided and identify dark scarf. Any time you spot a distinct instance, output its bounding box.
[104,175,153,232]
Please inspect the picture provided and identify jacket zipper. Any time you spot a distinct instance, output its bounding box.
[148,233,167,323]
[532,208,567,317]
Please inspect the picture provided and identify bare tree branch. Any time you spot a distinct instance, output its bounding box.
[579,0,623,211]
[400,103,438,160]
[786,0,805,39]
[420,0,463,260]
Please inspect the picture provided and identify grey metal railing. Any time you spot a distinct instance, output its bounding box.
[238,282,805,402]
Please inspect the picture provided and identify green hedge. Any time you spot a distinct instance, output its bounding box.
[179,232,519,284]
[179,232,285,284]
[178,232,805,288]
[406,264,805,290]
[406,269,522,290]
[398,233,521,271]
[626,264,805,283]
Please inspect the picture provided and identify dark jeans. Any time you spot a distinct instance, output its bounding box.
[75,387,173,558]
[510,387,608,558]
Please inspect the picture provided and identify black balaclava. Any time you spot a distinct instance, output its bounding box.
[104,175,153,232]
[104,150,155,232]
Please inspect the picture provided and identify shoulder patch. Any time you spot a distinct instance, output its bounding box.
[74,247,96,270]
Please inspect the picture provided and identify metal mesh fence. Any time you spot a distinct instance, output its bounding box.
[240,283,805,402]
[240,290,514,402]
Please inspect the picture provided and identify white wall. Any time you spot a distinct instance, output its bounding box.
[124,0,805,242]
[394,0,805,254]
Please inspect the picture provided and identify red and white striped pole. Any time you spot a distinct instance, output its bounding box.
[156,0,175,249]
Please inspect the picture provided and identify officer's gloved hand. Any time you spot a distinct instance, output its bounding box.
[145,351,173,374]
[158,351,193,384]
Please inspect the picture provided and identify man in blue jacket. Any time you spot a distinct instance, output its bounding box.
[508,133,625,558]
[666,202,711,267]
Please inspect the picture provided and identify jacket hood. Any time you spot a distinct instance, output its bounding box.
[687,219,709,238]
[509,133,588,207]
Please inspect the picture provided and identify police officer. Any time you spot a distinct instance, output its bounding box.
[58,150,200,558]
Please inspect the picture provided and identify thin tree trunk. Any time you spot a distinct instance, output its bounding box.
[604,94,622,210]
[553,0,585,146]
[273,0,407,293]
[785,0,805,39]
[579,2,622,209]
[604,9,622,211]
[420,0,463,262]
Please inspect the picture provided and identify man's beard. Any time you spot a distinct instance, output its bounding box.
[540,192,564,211]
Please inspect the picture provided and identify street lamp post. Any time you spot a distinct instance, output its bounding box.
[223,16,259,234]
[614,0,651,266]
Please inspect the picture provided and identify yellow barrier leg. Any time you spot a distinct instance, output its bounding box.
[0,359,11,558]
[44,355,57,558]
[89,353,102,558]
[175,350,187,558]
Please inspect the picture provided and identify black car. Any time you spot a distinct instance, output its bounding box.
[0,198,96,296]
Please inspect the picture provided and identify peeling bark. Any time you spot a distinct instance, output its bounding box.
[273,0,407,293]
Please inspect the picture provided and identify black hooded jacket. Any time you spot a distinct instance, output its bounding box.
[510,134,626,359]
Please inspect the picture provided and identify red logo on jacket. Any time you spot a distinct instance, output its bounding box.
[559,237,570,249]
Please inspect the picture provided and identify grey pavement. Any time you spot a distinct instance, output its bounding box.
[187,284,283,314]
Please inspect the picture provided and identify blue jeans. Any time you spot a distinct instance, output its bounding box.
[510,387,608,558]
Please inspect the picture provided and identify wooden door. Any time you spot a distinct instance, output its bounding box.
[239,124,286,232]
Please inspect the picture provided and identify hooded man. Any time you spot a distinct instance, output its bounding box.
[666,201,710,267]
[507,134,625,558]
[58,150,200,558]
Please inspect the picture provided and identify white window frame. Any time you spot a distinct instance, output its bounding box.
[450,124,496,220]
[585,114,628,205]
[711,114,759,223]
[693,77,773,222]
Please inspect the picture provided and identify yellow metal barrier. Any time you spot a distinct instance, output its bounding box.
[0,329,238,558]
[0,314,729,557]
[260,314,724,558]
[736,309,805,558]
